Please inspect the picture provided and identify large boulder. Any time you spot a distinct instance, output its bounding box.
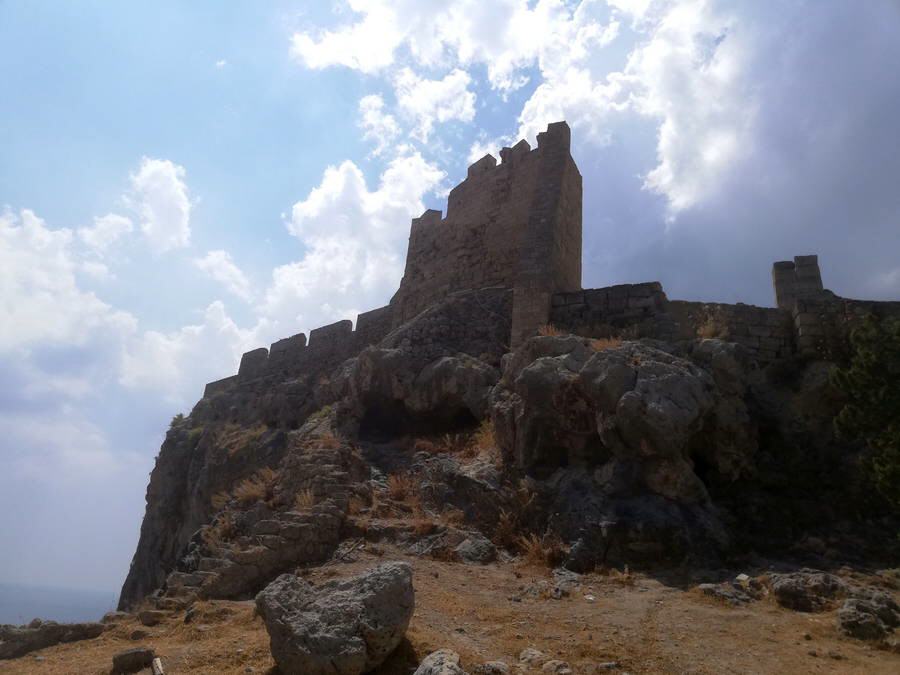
[491,336,756,499]
[0,619,105,659]
[769,570,847,612]
[838,589,900,640]
[489,336,757,566]
[255,562,415,675]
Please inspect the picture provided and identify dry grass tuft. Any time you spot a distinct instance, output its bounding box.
[216,423,267,458]
[234,467,278,506]
[538,323,565,337]
[348,495,368,515]
[697,317,729,339]
[495,509,519,548]
[518,532,567,568]
[591,336,623,351]
[294,487,317,511]
[470,419,496,456]
[211,491,230,511]
[202,512,236,550]
[442,506,466,526]
[604,564,636,586]
[316,431,343,449]
[387,473,418,501]
[412,517,439,536]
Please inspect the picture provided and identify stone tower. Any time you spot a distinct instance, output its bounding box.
[772,255,824,310]
[390,121,582,347]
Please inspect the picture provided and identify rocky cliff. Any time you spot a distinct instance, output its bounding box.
[119,286,897,611]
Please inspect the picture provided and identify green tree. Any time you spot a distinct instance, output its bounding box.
[831,315,900,509]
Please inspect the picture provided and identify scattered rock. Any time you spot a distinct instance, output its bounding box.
[541,660,573,674]
[473,662,510,674]
[101,611,130,624]
[698,576,765,606]
[414,649,467,675]
[255,562,414,675]
[838,590,900,641]
[455,534,498,564]
[138,609,167,626]
[112,647,155,673]
[129,629,149,641]
[519,648,546,666]
[769,570,846,612]
[0,620,105,660]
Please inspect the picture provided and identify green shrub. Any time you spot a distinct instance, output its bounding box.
[831,315,900,509]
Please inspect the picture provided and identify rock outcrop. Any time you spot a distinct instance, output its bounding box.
[255,562,414,675]
[0,619,105,659]
[838,589,900,640]
[490,336,758,566]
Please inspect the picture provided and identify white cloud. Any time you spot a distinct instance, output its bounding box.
[128,157,192,252]
[394,68,476,141]
[215,59,227,69]
[260,151,444,335]
[290,0,402,72]
[358,94,400,156]
[120,301,260,404]
[80,260,113,281]
[77,213,134,253]
[290,1,620,92]
[194,250,253,301]
[0,208,136,351]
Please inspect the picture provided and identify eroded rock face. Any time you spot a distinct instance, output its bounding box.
[346,349,500,436]
[0,620,105,660]
[838,590,900,640]
[491,336,756,499]
[769,570,847,612]
[490,336,757,566]
[255,562,414,675]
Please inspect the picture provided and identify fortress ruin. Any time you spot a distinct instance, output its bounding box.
[203,121,900,401]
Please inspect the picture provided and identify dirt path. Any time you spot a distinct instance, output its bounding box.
[2,549,898,674]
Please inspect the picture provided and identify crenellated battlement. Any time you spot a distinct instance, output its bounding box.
[394,121,581,335]
[202,310,395,398]
[200,120,899,402]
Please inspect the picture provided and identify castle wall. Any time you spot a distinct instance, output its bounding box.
[550,283,794,362]
[792,294,900,360]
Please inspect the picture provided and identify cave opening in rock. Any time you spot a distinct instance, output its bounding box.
[358,399,478,442]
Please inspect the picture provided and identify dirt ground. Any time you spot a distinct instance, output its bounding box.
[3,548,899,675]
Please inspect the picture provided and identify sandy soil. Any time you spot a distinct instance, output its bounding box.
[3,549,898,674]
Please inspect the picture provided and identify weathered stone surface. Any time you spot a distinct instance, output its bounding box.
[345,347,501,436]
[101,611,130,624]
[138,609,167,626]
[454,534,498,564]
[0,620,105,659]
[492,336,755,498]
[473,662,510,675]
[491,335,756,566]
[111,647,155,673]
[769,570,847,612]
[415,649,467,675]
[255,562,414,675]
[838,590,900,640]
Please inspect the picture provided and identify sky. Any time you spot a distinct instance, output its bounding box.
[1,0,899,592]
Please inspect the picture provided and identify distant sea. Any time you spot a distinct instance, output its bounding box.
[0,583,118,625]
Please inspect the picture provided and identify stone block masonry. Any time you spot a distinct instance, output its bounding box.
[199,118,899,401]
[391,121,581,345]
